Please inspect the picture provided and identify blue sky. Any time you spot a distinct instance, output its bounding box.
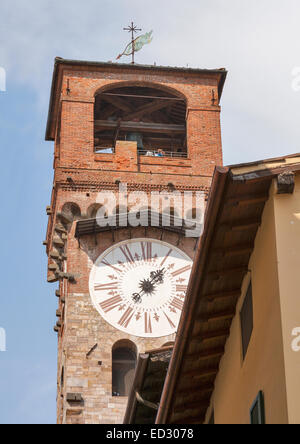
[0,0,299,424]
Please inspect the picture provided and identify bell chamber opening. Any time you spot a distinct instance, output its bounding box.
[94,85,187,158]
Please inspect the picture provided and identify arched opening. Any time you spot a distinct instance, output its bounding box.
[112,340,137,397]
[61,202,81,221]
[94,84,187,158]
[87,203,107,219]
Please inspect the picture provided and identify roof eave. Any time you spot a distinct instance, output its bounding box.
[45,58,62,141]
[155,166,230,424]
[156,157,300,424]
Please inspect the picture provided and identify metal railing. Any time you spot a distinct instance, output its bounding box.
[94,147,188,159]
[138,150,188,159]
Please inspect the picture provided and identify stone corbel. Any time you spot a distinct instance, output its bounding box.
[276,171,295,194]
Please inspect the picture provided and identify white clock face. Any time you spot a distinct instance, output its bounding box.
[89,238,192,338]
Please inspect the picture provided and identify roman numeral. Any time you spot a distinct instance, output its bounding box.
[171,265,192,277]
[140,242,152,261]
[120,245,135,264]
[118,307,134,328]
[140,242,146,261]
[170,297,184,311]
[101,259,123,274]
[144,313,152,334]
[176,285,188,292]
[94,282,119,291]
[163,311,176,329]
[100,295,122,313]
[147,243,152,261]
[160,248,173,267]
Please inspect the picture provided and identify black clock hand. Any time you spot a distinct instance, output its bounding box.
[132,268,165,304]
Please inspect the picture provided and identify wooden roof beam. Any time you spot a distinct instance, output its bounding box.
[174,391,213,407]
[186,346,225,361]
[208,265,248,280]
[203,289,241,302]
[226,193,269,206]
[212,243,254,257]
[221,217,261,231]
[181,366,219,380]
[101,92,185,101]
[94,120,186,134]
[100,104,119,120]
[123,100,171,121]
[173,399,210,414]
[198,308,236,322]
[171,414,205,425]
[152,110,173,124]
[101,94,134,112]
[192,328,230,341]
[176,382,214,396]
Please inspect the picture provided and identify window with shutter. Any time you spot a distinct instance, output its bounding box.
[250,391,265,424]
[240,282,253,359]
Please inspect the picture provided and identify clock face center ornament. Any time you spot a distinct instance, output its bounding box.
[139,279,156,295]
[134,268,165,303]
[89,239,192,338]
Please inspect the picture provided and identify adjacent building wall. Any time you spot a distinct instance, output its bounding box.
[273,173,300,424]
[206,185,288,424]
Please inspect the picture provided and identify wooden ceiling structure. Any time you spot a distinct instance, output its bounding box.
[154,153,300,424]
[94,86,187,153]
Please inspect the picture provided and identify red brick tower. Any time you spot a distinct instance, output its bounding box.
[44,58,226,424]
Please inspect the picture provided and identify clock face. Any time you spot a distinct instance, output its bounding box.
[89,238,193,338]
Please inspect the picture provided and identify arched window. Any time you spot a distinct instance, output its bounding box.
[61,202,81,221]
[94,85,187,158]
[87,203,107,219]
[112,340,137,397]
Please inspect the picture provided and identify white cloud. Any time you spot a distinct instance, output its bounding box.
[1,0,300,162]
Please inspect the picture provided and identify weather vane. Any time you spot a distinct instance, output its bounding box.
[117,22,153,64]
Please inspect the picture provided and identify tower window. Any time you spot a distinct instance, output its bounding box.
[61,202,81,221]
[250,391,265,424]
[87,203,107,219]
[94,85,187,158]
[112,341,137,397]
[240,282,253,359]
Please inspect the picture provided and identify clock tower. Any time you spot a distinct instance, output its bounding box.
[44,58,226,424]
